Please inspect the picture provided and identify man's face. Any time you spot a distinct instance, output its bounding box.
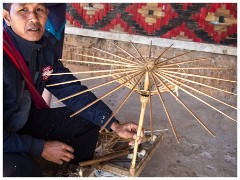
[3,3,48,42]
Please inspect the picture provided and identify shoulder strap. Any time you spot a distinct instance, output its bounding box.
[3,29,49,109]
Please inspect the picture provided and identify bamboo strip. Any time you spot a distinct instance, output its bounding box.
[159,71,237,110]
[49,67,140,76]
[149,41,152,58]
[91,47,140,65]
[46,68,140,87]
[130,72,150,176]
[100,71,146,131]
[157,67,232,70]
[158,72,237,122]
[159,69,236,83]
[60,59,142,68]
[110,41,144,65]
[155,43,174,63]
[148,74,153,140]
[152,70,216,137]
[150,71,180,143]
[70,71,145,118]
[130,41,146,62]
[76,53,135,66]
[105,133,118,150]
[79,149,130,167]
[54,70,142,103]
[156,50,194,65]
[158,57,211,68]
[159,70,236,95]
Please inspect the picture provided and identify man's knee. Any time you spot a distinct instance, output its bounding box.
[3,153,43,177]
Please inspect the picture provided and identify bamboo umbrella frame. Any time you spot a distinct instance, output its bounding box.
[47,41,237,176]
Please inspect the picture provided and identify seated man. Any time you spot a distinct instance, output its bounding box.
[3,3,143,177]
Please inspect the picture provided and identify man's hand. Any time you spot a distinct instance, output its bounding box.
[41,141,74,164]
[110,122,144,145]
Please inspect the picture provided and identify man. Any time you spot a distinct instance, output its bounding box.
[3,3,143,177]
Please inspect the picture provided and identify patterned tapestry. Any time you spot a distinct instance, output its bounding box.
[66,3,237,46]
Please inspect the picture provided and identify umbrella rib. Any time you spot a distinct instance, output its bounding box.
[75,53,136,66]
[159,69,236,83]
[148,73,154,139]
[54,70,143,103]
[110,41,144,65]
[158,57,212,68]
[46,68,140,87]
[157,67,231,70]
[60,59,142,68]
[159,70,236,95]
[91,46,140,65]
[130,41,146,63]
[160,71,237,110]
[158,72,237,122]
[49,67,140,76]
[150,71,180,143]
[70,71,144,118]
[155,43,174,63]
[152,70,215,137]
[100,71,146,131]
[156,50,194,65]
[149,40,152,58]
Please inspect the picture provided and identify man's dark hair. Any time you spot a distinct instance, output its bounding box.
[3,3,11,11]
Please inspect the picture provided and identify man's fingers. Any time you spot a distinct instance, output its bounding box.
[64,150,74,159]
[63,144,74,153]
[61,155,72,162]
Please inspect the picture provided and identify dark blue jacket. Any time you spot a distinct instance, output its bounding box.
[3,25,118,157]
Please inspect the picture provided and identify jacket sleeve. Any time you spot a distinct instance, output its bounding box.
[3,129,44,157]
[46,60,118,130]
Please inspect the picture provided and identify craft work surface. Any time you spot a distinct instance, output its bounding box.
[49,62,237,177]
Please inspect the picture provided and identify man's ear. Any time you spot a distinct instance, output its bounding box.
[3,9,11,26]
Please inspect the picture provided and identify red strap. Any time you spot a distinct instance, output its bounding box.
[3,29,49,109]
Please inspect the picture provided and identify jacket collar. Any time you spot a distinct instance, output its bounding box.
[4,25,45,63]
